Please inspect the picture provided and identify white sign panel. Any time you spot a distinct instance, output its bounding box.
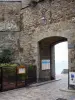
[19,68,26,74]
[69,72,75,85]
[42,60,50,70]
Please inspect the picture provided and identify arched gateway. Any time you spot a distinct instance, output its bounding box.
[38,36,67,81]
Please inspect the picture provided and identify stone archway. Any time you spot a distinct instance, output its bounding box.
[38,36,67,81]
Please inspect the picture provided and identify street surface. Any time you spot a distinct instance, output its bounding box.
[0,74,75,100]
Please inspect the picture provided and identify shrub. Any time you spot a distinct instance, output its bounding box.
[0,48,13,63]
[0,63,17,67]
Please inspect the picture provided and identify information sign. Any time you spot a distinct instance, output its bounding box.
[42,60,50,70]
[69,72,75,85]
[17,65,26,74]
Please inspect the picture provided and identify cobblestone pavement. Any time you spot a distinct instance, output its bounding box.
[0,74,75,100]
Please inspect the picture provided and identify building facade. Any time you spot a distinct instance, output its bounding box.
[0,0,75,84]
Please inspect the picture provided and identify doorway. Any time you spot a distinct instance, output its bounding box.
[55,42,68,79]
[39,36,68,81]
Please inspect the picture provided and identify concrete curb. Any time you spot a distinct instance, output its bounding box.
[60,88,75,93]
[29,78,61,87]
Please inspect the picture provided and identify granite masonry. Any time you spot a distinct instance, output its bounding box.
[0,0,75,83]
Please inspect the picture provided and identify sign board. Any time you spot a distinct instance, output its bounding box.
[42,60,50,70]
[69,72,75,85]
[18,68,26,74]
[17,65,26,74]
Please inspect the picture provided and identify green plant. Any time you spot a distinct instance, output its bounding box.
[0,63,17,67]
[0,48,13,63]
[18,74,25,81]
[29,64,33,70]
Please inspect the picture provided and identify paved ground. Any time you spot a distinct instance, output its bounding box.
[0,74,75,100]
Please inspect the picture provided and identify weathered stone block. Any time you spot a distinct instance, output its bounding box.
[0,1,21,31]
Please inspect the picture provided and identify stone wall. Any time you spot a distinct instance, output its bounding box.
[21,0,75,80]
[22,0,75,62]
[0,1,21,31]
[0,1,22,63]
[0,0,75,81]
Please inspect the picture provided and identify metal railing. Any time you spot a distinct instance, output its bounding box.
[0,65,37,92]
